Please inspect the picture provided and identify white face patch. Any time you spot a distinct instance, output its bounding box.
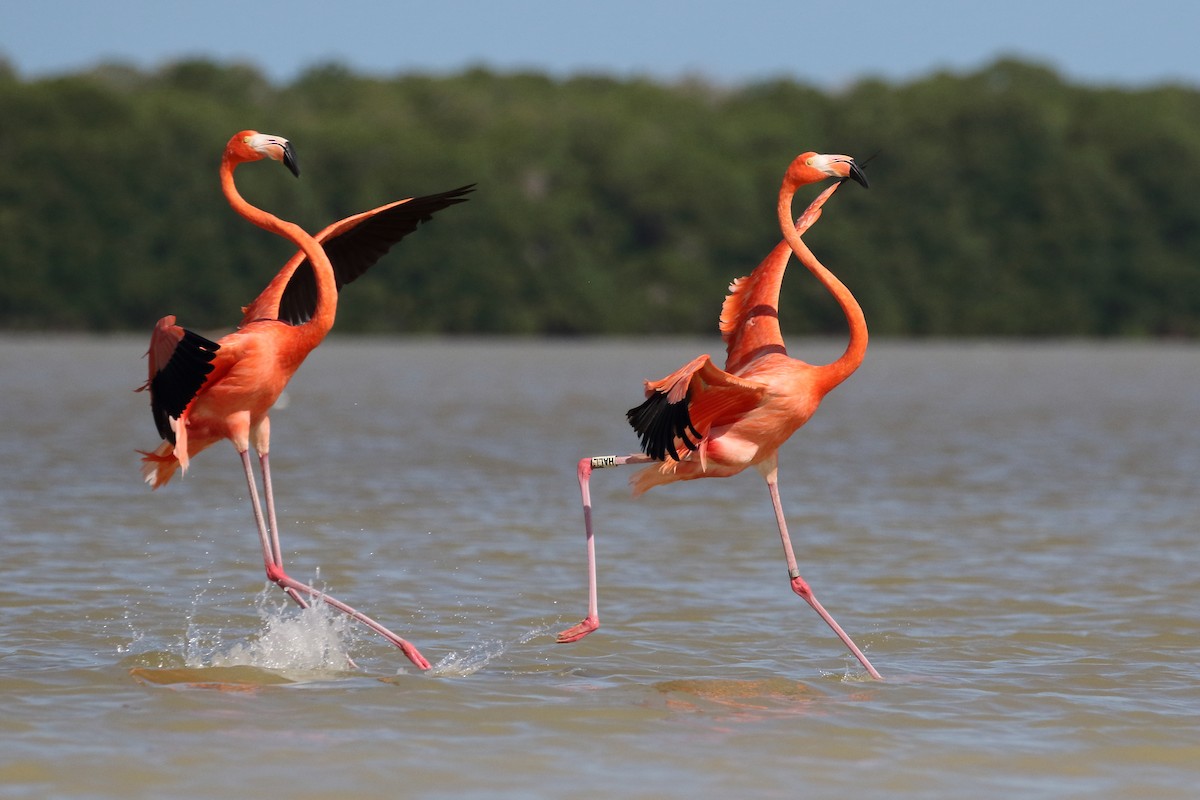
[810,153,849,179]
[247,132,290,160]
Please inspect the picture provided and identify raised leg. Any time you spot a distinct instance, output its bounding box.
[557,454,652,643]
[759,460,883,680]
[238,449,431,670]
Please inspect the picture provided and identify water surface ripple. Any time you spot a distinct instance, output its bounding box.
[1,337,1197,799]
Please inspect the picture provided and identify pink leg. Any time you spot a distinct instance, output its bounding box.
[265,567,430,670]
[557,458,601,642]
[239,450,431,670]
[240,450,308,609]
[557,454,652,644]
[760,460,883,680]
[258,455,295,594]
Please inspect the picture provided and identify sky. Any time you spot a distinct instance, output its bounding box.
[4,0,1199,90]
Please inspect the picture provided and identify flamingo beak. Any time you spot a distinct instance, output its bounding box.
[282,142,300,178]
[847,160,868,189]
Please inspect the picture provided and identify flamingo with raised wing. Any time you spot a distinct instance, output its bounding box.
[138,130,471,669]
[557,152,883,679]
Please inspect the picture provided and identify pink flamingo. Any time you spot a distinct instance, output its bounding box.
[139,131,471,669]
[558,152,883,679]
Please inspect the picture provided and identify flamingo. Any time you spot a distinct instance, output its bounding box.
[138,130,472,670]
[557,151,884,680]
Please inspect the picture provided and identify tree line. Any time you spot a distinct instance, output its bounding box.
[1,56,1198,337]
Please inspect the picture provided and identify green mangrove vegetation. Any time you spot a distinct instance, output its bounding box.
[2,57,1198,336]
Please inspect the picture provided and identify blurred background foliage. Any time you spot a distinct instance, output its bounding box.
[1,56,1198,336]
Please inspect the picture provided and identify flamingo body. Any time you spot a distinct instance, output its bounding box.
[141,319,291,481]
[628,352,824,494]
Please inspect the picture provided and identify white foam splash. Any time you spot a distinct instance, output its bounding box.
[183,588,356,673]
[427,624,548,678]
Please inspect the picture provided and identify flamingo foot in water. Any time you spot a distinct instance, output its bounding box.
[556,616,599,643]
[265,565,431,670]
[789,576,883,680]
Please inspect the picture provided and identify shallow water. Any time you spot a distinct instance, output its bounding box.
[1,336,1198,799]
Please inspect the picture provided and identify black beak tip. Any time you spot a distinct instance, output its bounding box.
[283,143,300,178]
[849,161,869,189]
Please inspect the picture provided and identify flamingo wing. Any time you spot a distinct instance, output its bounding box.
[139,315,221,443]
[273,184,475,325]
[626,354,767,462]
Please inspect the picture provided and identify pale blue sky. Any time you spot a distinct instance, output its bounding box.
[4,0,1198,88]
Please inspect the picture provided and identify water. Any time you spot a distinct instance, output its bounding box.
[1,336,1198,799]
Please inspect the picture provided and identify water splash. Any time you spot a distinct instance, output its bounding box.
[428,624,548,678]
[183,588,356,674]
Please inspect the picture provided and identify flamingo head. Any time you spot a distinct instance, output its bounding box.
[224,130,300,177]
[784,152,868,190]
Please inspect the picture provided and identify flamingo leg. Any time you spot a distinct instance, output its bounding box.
[557,454,652,644]
[259,454,289,578]
[266,571,430,670]
[239,450,308,609]
[760,462,883,680]
[238,450,431,670]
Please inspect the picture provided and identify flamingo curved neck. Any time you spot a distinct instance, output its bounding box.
[777,186,867,392]
[219,157,336,341]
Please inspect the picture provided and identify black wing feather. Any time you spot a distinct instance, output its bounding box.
[278,184,475,325]
[626,392,702,462]
[150,329,220,443]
